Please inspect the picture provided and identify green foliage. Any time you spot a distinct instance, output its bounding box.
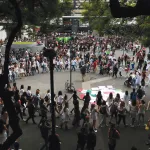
[82,0,143,40]
[136,16,150,46]
[0,0,73,35]
[82,0,112,35]
[58,0,73,16]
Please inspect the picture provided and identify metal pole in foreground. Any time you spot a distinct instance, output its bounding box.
[70,43,72,92]
[43,48,56,135]
[43,48,61,150]
[49,56,55,135]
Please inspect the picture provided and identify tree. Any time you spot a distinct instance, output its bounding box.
[39,0,73,34]
[110,0,150,18]
[82,0,135,37]
[82,0,112,35]
[137,16,150,47]
[0,0,59,149]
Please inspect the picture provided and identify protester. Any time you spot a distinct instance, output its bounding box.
[108,123,120,150]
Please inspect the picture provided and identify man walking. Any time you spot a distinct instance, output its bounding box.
[80,65,86,82]
[26,98,36,124]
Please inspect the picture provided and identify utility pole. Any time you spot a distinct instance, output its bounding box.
[43,48,61,150]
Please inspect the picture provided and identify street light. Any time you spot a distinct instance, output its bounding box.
[43,48,61,150]
[69,40,73,93]
[68,36,75,93]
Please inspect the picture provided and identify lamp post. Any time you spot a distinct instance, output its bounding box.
[68,35,75,93]
[69,41,73,92]
[43,48,60,150]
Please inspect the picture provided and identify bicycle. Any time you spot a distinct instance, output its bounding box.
[65,80,75,92]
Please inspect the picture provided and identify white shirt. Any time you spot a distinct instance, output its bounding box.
[56,61,60,65]
[53,58,56,65]
[9,70,12,76]
[26,90,32,97]
[14,67,19,73]
[45,93,51,103]
[91,108,97,120]
[57,95,63,103]
[71,60,76,66]
[36,61,40,67]
[19,89,24,96]
[65,61,68,65]
[148,73,150,80]
[119,67,123,72]
[60,61,63,65]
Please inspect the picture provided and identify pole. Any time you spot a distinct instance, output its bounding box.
[49,57,55,135]
[43,48,60,150]
[70,44,72,91]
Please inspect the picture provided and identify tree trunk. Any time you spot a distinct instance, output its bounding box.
[0,0,23,149]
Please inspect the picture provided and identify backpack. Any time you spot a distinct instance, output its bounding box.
[110,102,117,114]
[131,92,137,101]
[44,95,49,102]
[26,92,31,100]
[109,129,120,140]
[141,79,145,86]
[100,106,107,114]
[80,66,86,74]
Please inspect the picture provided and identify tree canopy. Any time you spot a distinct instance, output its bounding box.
[0,0,72,35]
[82,0,150,46]
[82,0,111,35]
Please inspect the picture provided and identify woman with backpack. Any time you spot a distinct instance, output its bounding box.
[117,101,127,127]
[109,100,119,124]
[99,101,109,127]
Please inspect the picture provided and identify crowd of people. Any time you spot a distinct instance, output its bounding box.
[0,81,149,150]
[0,34,149,85]
[0,33,150,150]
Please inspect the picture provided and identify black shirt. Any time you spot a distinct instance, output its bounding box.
[40,125,49,139]
[137,89,143,99]
[77,131,86,145]
[87,132,96,147]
